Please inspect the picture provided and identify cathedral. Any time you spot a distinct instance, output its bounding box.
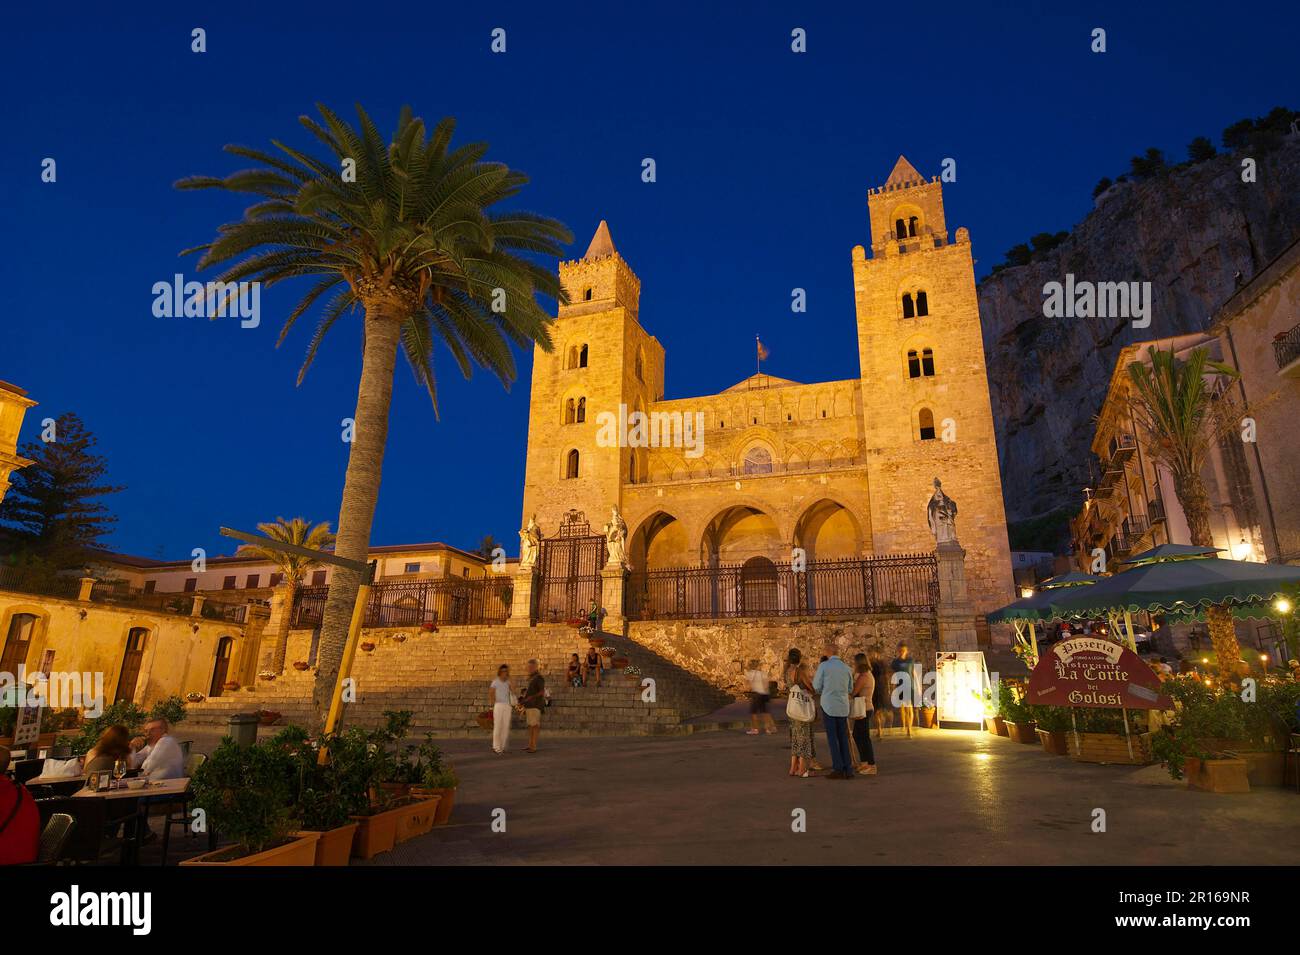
[520,156,1014,624]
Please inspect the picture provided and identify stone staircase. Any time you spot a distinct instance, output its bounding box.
[185,624,734,737]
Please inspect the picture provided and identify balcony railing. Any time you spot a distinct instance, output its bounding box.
[0,567,81,600]
[1273,322,1300,372]
[1148,498,1167,524]
[1122,515,1149,540]
[626,554,939,621]
[292,576,513,629]
[1108,432,1137,462]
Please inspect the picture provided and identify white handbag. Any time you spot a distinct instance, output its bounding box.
[851,696,868,719]
[787,686,816,722]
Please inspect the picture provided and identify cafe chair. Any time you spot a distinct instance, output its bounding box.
[25,813,77,865]
[159,753,206,866]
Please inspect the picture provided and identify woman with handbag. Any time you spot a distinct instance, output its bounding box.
[783,648,818,777]
[851,653,878,775]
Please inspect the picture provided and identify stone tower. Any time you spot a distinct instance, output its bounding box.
[852,157,1015,616]
[519,221,665,535]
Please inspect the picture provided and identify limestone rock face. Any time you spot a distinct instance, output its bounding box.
[979,141,1300,527]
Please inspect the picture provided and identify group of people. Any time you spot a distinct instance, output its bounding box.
[567,648,604,688]
[0,717,184,865]
[488,660,546,755]
[746,641,922,779]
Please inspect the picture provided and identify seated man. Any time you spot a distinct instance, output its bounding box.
[128,718,184,780]
[582,646,604,687]
[0,745,40,865]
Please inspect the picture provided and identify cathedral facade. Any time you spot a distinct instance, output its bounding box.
[520,157,1014,620]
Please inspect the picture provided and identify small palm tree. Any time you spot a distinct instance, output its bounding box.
[180,104,570,726]
[1127,346,1242,675]
[236,518,335,673]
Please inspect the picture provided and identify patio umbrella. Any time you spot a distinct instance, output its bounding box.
[1041,544,1300,661]
[986,572,1102,665]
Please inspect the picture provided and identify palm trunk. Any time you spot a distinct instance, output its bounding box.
[1177,471,1242,677]
[311,307,404,730]
[272,577,297,673]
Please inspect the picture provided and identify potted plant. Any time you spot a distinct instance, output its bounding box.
[360,641,376,652]
[999,682,1038,744]
[976,686,1005,736]
[182,737,319,866]
[292,661,310,671]
[1028,705,1072,754]
[258,670,278,682]
[422,766,459,826]
[185,691,206,703]
[223,680,241,692]
[274,726,359,866]
[323,710,421,859]
[1068,706,1153,765]
[918,701,937,728]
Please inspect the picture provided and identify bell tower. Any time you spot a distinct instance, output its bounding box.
[520,221,664,535]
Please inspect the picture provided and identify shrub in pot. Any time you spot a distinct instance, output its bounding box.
[183,737,318,866]
[322,710,418,859]
[999,682,1037,743]
[1028,705,1072,755]
[274,726,358,866]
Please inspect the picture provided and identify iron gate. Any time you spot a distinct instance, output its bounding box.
[535,510,607,624]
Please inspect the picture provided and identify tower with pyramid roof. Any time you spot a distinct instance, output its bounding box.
[520,220,664,531]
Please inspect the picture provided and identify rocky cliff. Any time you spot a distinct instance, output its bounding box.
[978,139,1300,540]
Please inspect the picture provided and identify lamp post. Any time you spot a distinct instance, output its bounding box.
[220,526,374,759]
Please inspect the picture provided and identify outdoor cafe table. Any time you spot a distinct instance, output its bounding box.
[55,777,192,864]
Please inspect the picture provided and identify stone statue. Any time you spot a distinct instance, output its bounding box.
[518,514,541,570]
[927,478,958,544]
[603,505,629,569]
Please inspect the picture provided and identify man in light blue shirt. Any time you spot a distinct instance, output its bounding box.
[812,644,854,779]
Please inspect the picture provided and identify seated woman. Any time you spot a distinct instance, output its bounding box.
[83,724,132,777]
[582,646,604,687]
[566,653,583,688]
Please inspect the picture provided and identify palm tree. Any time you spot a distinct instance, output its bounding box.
[1127,346,1242,675]
[179,105,570,726]
[235,517,335,673]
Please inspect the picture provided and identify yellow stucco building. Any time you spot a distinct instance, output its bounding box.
[520,156,1015,624]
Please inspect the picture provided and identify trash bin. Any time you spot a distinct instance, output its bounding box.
[228,712,260,746]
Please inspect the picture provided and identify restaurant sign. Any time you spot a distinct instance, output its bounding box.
[1025,637,1171,709]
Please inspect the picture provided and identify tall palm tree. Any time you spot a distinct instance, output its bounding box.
[235,517,335,673]
[179,105,570,726]
[1127,346,1243,675]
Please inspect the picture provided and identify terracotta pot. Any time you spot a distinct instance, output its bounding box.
[1185,756,1251,793]
[430,787,456,825]
[394,796,442,843]
[299,823,358,867]
[292,662,310,671]
[1004,720,1038,744]
[1037,728,1069,755]
[181,831,320,867]
[919,706,937,728]
[223,681,241,691]
[985,716,1006,736]
[350,804,407,859]
[360,642,376,652]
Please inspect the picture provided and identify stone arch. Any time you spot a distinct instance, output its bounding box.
[792,497,865,562]
[628,510,692,571]
[914,404,938,441]
[699,501,788,566]
[889,202,925,240]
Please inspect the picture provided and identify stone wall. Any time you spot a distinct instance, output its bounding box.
[627,615,937,698]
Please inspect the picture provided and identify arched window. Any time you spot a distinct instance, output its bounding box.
[742,447,773,474]
[895,217,906,239]
[635,349,644,383]
[0,613,38,676]
[583,287,593,301]
[918,408,936,441]
[576,397,586,423]
[921,348,935,376]
[902,293,915,319]
[564,398,576,424]
[566,345,578,369]
[565,449,580,479]
[628,453,637,484]
[907,350,921,379]
[916,291,929,316]
[908,216,919,238]
[579,344,589,368]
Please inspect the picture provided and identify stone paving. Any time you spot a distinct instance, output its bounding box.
[351,725,1300,866]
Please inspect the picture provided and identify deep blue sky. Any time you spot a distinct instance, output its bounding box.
[4,1,1296,560]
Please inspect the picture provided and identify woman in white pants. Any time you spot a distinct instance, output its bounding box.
[489,664,517,754]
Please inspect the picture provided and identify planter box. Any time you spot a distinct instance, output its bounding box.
[1004,720,1038,744]
[181,831,320,867]
[1037,728,1070,756]
[350,803,408,860]
[298,823,358,867]
[985,716,1007,737]
[1069,731,1153,765]
[428,787,456,825]
[1185,756,1251,793]
[1193,740,1285,788]
[394,796,442,843]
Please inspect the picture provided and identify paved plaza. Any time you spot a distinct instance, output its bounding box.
[335,726,1300,866]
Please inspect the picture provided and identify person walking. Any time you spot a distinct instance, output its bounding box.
[851,653,878,776]
[870,651,890,740]
[891,642,916,739]
[813,642,854,779]
[488,664,516,755]
[520,659,545,753]
[744,659,777,735]
[783,648,818,777]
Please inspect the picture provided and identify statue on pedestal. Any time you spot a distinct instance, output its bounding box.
[927,478,958,545]
[603,505,629,569]
[518,514,541,570]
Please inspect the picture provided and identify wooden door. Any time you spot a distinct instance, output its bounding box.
[209,636,233,696]
[114,628,148,703]
[0,613,37,676]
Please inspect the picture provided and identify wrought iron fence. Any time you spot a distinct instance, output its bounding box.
[0,566,82,600]
[292,576,513,629]
[1273,322,1300,370]
[625,553,939,621]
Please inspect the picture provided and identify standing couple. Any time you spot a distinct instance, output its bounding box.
[784,643,878,779]
[487,660,546,754]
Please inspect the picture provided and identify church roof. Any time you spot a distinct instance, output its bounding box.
[722,373,802,393]
[884,155,924,188]
[583,219,617,259]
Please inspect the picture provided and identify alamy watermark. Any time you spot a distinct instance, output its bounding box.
[595,403,705,458]
[1,667,104,718]
[152,274,260,328]
[1042,274,1151,328]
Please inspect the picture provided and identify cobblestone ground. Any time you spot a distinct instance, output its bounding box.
[339,726,1300,866]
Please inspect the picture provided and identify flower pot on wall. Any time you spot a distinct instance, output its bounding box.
[181,831,320,867]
